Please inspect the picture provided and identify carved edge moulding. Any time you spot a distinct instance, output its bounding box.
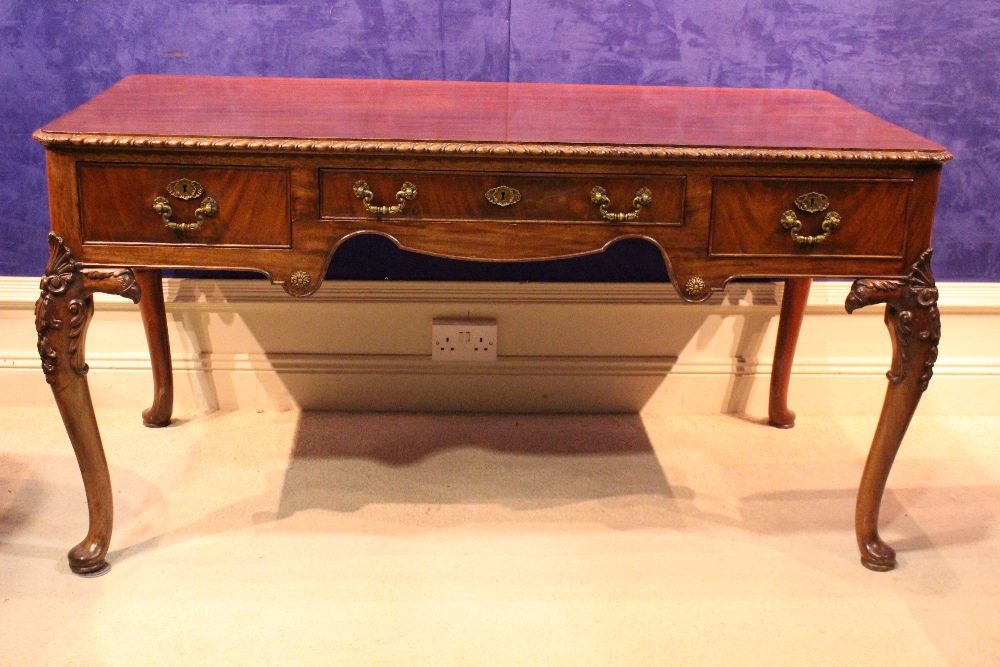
[31,131,954,163]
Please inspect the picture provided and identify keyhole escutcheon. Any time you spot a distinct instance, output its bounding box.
[166,178,205,201]
[485,185,521,207]
[794,191,830,214]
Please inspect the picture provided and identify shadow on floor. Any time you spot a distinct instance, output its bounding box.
[276,412,686,515]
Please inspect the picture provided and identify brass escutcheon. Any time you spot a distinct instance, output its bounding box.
[166,178,204,201]
[794,192,829,213]
[485,185,521,207]
[590,186,653,222]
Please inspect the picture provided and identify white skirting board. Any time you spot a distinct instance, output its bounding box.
[1,277,998,414]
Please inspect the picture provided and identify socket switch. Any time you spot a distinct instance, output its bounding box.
[432,318,497,361]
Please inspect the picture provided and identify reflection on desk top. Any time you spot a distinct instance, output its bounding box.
[36,75,948,157]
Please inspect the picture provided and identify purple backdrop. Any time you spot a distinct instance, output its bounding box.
[2,1,996,281]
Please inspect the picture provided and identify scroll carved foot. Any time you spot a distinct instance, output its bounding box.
[846,250,939,571]
[769,278,811,428]
[36,233,141,575]
[135,269,173,427]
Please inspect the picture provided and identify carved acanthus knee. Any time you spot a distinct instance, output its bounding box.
[36,233,141,385]
[846,250,940,389]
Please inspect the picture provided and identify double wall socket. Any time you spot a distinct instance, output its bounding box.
[432,318,497,361]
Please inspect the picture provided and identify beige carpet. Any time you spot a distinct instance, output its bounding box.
[1,407,998,665]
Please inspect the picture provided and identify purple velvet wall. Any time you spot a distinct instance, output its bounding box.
[2,1,996,281]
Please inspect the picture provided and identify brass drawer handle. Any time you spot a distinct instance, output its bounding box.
[152,178,218,231]
[781,192,842,245]
[590,186,653,222]
[353,180,417,215]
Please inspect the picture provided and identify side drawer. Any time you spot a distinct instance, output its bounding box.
[320,170,685,225]
[79,164,291,247]
[709,177,913,258]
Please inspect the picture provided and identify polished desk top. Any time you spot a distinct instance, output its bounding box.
[39,75,946,155]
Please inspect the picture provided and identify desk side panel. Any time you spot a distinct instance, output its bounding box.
[45,150,85,252]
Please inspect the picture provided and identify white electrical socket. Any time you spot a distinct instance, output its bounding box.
[432,318,497,361]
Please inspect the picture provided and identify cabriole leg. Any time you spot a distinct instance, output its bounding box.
[846,251,939,571]
[135,269,173,427]
[36,233,141,575]
[769,277,811,428]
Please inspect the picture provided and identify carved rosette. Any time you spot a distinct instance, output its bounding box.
[288,271,312,294]
[35,234,141,385]
[683,277,707,297]
[846,250,940,392]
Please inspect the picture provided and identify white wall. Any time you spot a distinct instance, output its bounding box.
[2,278,997,415]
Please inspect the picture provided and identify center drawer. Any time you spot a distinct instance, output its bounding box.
[320,170,685,225]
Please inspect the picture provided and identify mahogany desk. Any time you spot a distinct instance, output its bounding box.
[33,76,950,575]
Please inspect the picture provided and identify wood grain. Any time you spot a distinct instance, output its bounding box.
[79,164,291,247]
[709,177,912,258]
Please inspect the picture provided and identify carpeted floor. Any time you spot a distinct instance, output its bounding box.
[1,408,998,665]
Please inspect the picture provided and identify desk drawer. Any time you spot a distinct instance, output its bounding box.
[79,164,291,247]
[710,177,912,258]
[320,170,685,225]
